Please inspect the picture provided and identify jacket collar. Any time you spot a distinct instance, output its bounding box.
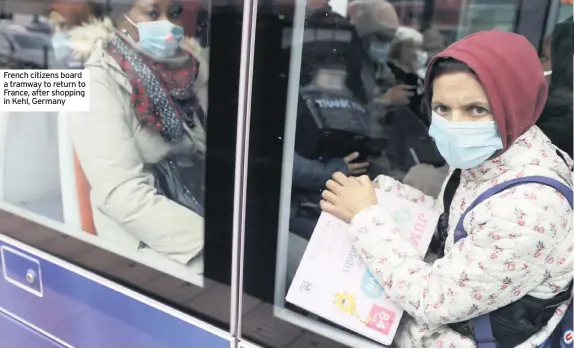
[66,17,207,95]
[461,125,573,185]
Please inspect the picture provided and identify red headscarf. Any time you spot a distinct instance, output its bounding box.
[425,29,549,151]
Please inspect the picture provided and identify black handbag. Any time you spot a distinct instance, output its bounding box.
[149,153,205,217]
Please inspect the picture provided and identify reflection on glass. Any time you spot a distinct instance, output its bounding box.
[260,0,571,348]
[0,0,210,285]
[12,33,51,50]
[536,15,573,158]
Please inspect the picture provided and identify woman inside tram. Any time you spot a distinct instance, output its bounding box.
[320,29,573,347]
[66,0,209,273]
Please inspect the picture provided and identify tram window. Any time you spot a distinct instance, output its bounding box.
[240,0,571,347]
[0,0,242,328]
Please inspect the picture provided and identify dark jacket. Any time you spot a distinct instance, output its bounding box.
[537,87,573,158]
[289,152,347,240]
[292,152,347,191]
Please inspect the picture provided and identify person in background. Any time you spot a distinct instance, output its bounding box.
[320,30,572,347]
[422,27,447,60]
[349,0,414,117]
[350,0,436,186]
[537,17,573,158]
[66,0,209,273]
[401,26,450,199]
[48,0,108,67]
[387,26,427,124]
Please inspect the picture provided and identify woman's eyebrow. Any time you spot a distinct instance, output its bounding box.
[462,100,491,108]
[430,99,446,105]
[139,0,159,8]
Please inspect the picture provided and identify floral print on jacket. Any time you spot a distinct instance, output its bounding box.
[350,126,573,348]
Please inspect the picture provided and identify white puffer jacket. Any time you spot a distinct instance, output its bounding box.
[350,126,573,347]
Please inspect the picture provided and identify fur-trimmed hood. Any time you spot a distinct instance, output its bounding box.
[65,17,208,64]
[65,17,209,115]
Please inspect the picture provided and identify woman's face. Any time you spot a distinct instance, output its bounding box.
[431,71,494,123]
[122,0,184,42]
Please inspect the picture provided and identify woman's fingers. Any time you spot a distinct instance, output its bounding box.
[358,175,371,186]
[320,200,350,222]
[332,171,353,186]
[320,199,335,214]
[326,179,341,193]
[321,189,338,204]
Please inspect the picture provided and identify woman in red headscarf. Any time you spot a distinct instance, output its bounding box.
[320,30,573,347]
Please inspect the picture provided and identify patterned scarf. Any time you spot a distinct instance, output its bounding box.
[107,34,205,143]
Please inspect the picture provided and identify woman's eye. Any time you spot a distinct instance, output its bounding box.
[432,105,448,114]
[147,11,159,19]
[472,106,489,115]
[169,6,183,19]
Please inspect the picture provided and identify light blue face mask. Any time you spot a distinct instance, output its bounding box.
[368,41,390,62]
[428,112,503,169]
[125,15,184,58]
[51,32,72,61]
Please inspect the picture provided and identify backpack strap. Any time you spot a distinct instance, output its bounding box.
[453,176,573,348]
[454,176,573,244]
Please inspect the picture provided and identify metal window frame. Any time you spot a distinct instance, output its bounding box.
[229,0,260,346]
[228,0,564,347]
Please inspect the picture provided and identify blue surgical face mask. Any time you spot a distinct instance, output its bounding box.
[125,15,184,58]
[428,112,503,169]
[368,41,390,62]
[51,32,72,61]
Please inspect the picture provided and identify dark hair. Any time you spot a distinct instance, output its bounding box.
[421,57,478,116]
[549,17,573,91]
[86,1,110,20]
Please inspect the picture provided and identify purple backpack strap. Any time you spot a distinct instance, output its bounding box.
[452,176,574,348]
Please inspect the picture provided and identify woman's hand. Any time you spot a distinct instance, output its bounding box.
[320,172,378,223]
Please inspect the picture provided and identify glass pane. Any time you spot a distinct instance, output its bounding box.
[241,0,566,347]
[557,1,573,23]
[538,4,573,157]
[0,0,243,329]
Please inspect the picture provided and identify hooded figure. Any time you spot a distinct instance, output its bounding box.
[349,0,409,108]
[320,30,573,347]
[65,3,209,275]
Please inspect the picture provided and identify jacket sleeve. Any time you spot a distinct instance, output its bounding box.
[348,182,571,325]
[292,152,348,191]
[67,66,203,265]
[374,173,442,211]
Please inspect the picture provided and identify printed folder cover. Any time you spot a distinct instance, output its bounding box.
[286,190,440,345]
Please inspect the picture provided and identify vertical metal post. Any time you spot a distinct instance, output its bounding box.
[229,0,259,346]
